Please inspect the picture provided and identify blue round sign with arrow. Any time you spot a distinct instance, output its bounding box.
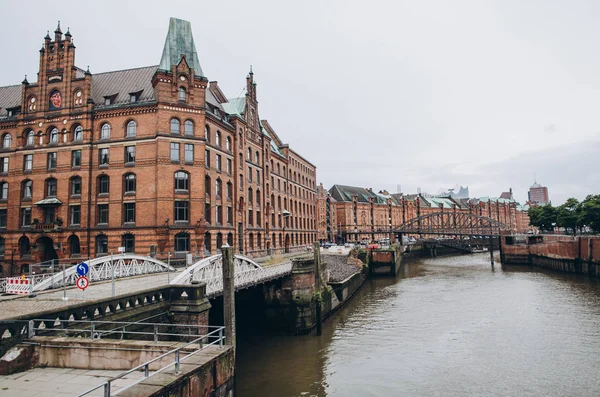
[76,262,89,276]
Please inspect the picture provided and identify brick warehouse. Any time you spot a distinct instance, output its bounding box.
[0,18,318,276]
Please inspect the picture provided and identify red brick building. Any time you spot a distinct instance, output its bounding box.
[0,19,317,276]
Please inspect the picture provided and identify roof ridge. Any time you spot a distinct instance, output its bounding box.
[91,65,158,76]
[0,83,22,89]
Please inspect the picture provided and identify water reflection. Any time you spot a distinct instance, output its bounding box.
[236,253,600,397]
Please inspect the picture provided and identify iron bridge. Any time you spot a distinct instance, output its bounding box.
[170,254,292,298]
[396,211,511,238]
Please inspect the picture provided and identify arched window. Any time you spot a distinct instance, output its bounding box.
[46,178,57,197]
[25,130,35,146]
[256,190,261,206]
[205,175,211,196]
[68,235,80,257]
[255,151,260,164]
[238,153,243,168]
[277,163,280,174]
[98,175,110,194]
[216,131,221,147]
[216,179,222,198]
[0,182,8,200]
[175,171,189,191]
[184,120,194,136]
[70,176,81,196]
[124,173,136,194]
[22,180,32,199]
[248,187,253,204]
[226,182,233,200]
[49,128,59,144]
[216,233,223,250]
[73,125,83,142]
[247,148,251,160]
[126,120,136,137]
[122,233,135,253]
[174,232,190,252]
[170,118,180,134]
[2,133,11,148]
[19,236,30,257]
[101,123,111,140]
[249,233,254,250]
[226,137,231,151]
[95,234,108,255]
[204,232,211,254]
[227,233,233,247]
[178,87,186,101]
[205,125,210,142]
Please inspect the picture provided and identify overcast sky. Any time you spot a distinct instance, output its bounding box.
[1,0,598,205]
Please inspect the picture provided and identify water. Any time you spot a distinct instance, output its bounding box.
[236,253,600,396]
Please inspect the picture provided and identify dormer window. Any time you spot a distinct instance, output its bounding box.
[104,97,111,106]
[129,90,142,104]
[103,94,117,106]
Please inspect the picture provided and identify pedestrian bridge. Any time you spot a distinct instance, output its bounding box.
[170,254,293,298]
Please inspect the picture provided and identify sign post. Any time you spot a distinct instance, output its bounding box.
[76,262,89,300]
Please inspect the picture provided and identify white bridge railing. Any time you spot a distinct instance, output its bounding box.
[170,254,293,297]
[31,255,174,292]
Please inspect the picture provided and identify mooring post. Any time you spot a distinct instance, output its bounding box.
[489,237,494,265]
[221,244,236,357]
[313,241,322,336]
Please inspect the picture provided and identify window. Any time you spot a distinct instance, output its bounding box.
[239,153,243,169]
[71,177,81,196]
[216,179,222,198]
[170,142,180,162]
[170,118,180,134]
[0,182,7,200]
[175,171,189,191]
[68,235,80,256]
[256,170,260,184]
[46,179,57,197]
[96,234,108,254]
[0,209,6,228]
[0,157,8,173]
[255,151,259,164]
[73,125,83,141]
[205,150,210,168]
[204,203,211,224]
[226,182,233,201]
[123,202,135,223]
[227,206,233,225]
[239,174,243,188]
[247,148,251,160]
[98,175,110,194]
[26,130,35,146]
[216,131,221,147]
[129,93,137,103]
[178,87,186,101]
[49,128,58,144]
[226,158,232,175]
[256,190,261,206]
[24,154,32,172]
[22,180,32,199]
[184,120,194,136]
[72,150,81,168]
[21,208,31,226]
[174,232,190,252]
[175,201,189,222]
[101,123,110,140]
[184,144,193,163]
[248,168,252,182]
[216,205,222,225]
[126,121,136,137]
[70,205,81,225]
[124,173,136,194]
[216,154,222,172]
[205,176,211,196]
[125,146,136,164]
[122,234,135,253]
[47,152,57,170]
[248,209,253,226]
[99,148,109,165]
[2,134,11,148]
[97,204,109,224]
[226,137,231,151]
[104,98,111,106]
[205,125,210,142]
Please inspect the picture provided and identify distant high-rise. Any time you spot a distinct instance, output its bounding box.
[528,181,549,205]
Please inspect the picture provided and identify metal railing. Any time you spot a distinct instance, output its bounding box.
[75,326,226,397]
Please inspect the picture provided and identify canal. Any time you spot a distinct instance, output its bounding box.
[236,253,600,396]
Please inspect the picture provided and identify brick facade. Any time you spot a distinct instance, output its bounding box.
[0,19,317,276]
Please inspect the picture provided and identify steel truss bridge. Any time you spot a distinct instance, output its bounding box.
[396,212,512,238]
[170,254,293,298]
[27,255,175,292]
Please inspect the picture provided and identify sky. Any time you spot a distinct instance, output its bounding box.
[1,0,598,205]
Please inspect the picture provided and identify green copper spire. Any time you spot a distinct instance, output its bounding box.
[159,17,204,77]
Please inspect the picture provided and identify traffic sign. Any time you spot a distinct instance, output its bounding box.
[76,276,89,290]
[76,262,89,276]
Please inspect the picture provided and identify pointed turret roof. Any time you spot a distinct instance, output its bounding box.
[158,17,204,77]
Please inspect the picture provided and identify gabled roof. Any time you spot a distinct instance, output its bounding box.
[158,18,204,77]
[91,66,158,108]
[329,185,383,204]
[0,84,21,119]
[260,122,284,156]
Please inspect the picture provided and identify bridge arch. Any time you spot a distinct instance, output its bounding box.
[397,211,511,237]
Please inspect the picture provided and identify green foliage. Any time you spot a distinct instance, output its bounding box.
[580,195,600,233]
[527,196,600,235]
[528,204,558,231]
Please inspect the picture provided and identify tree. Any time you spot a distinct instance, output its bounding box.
[580,194,600,234]
[556,198,581,235]
[528,204,557,232]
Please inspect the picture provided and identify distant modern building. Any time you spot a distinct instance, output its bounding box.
[436,185,470,199]
[528,181,549,205]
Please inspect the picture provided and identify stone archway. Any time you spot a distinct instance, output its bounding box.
[35,235,58,263]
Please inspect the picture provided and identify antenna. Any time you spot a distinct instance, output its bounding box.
[534,172,537,184]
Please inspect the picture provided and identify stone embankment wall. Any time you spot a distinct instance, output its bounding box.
[502,236,600,276]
